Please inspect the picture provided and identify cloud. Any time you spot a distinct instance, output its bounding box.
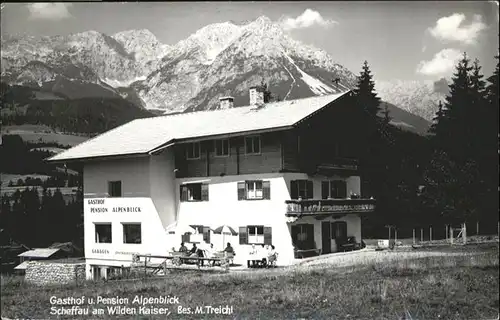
[428,13,486,45]
[422,45,427,53]
[26,3,73,21]
[416,48,463,76]
[281,9,337,31]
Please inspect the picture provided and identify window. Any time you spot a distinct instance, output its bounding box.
[186,142,201,160]
[237,180,270,200]
[95,223,112,243]
[239,226,272,245]
[331,221,347,239]
[108,181,122,197]
[321,180,347,199]
[245,136,261,154]
[215,139,230,157]
[290,180,314,199]
[92,266,101,280]
[180,183,209,201]
[248,226,264,244]
[123,223,141,244]
[291,224,314,249]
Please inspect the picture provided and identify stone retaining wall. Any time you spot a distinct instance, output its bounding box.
[25,261,86,286]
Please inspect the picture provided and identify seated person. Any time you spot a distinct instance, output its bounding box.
[247,244,257,268]
[189,243,198,257]
[224,242,235,266]
[205,243,215,258]
[179,242,188,254]
[224,242,234,255]
[267,245,277,264]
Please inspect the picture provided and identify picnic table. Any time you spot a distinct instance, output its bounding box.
[169,251,233,270]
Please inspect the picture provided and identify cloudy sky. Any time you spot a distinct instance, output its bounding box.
[1,2,498,81]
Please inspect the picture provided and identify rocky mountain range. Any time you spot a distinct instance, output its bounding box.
[1,15,438,134]
[377,78,450,121]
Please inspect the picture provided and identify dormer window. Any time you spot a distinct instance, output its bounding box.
[186,142,201,160]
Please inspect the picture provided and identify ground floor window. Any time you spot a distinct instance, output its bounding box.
[291,224,315,250]
[331,221,347,239]
[248,226,264,244]
[122,223,142,244]
[92,266,126,280]
[95,223,112,243]
[239,226,272,245]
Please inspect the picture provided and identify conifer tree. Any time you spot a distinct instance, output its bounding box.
[423,53,496,225]
[429,100,445,137]
[353,61,381,119]
[441,52,473,157]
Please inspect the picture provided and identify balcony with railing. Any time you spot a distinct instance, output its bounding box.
[285,198,376,217]
[298,156,359,175]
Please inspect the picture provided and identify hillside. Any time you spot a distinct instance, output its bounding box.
[1,83,154,135]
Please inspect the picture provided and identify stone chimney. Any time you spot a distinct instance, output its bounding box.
[249,86,264,106]
[219,96,234,109]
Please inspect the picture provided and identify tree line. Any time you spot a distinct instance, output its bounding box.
[0,187,83,248]
[354,54,498,237]
[7,174,81,188]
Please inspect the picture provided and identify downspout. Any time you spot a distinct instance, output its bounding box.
[236,140,240,175]
[206,143,210,177]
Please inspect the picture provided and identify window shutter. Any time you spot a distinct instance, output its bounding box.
[181,233,190,243]
[263,181,271,200]
[203,226,211,243]
[237,182,246,200]
[239,227,248,244]
[201,184,209,201]
[321,181,329,199]
[306,180,313,199]
[180,186,188,201]
[263,227,272,245]
[290,180,298,199]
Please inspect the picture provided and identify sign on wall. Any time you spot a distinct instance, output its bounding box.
[86,198,142,213]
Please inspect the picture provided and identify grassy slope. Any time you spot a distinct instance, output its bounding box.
[1,244,498,319]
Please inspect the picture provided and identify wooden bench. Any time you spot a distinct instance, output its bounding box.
[294,249,321,259]
[169,252,231,270]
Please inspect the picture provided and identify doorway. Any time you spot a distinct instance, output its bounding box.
[321,221,331,254]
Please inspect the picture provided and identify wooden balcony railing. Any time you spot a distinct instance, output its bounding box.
[285,198,376,216]
[316,157,358,171]
[298,157,359,174]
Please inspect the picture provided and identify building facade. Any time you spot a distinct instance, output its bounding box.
[49,89,376,279]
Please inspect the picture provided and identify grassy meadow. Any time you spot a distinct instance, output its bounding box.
[1,243,498,319]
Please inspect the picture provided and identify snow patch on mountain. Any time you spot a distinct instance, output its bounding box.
[104,76,146,88]
[284,53,334,95]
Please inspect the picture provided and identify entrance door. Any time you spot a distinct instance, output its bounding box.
[321,221,331,254]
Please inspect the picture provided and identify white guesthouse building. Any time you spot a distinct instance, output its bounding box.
[48,88,376,280]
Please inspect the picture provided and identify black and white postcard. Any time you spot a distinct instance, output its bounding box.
[1,2,499,319]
